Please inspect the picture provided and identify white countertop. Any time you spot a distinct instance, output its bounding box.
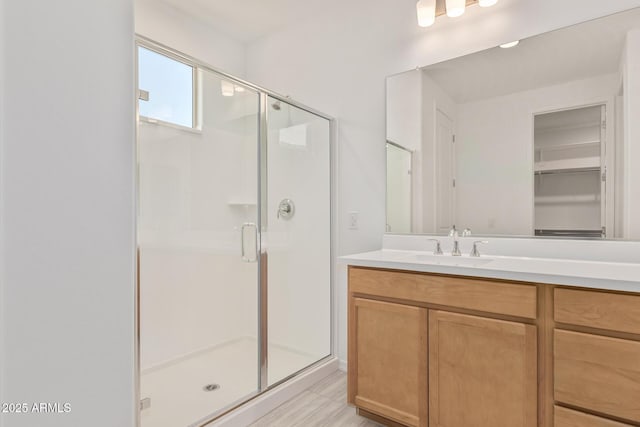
[340,249,640,293]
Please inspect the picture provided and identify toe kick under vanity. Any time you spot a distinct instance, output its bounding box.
[341,243,640,427]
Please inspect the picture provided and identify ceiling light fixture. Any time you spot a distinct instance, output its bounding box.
[446,0,466,17]
[417,0,498,27]
[416,0,436,27]
[500,40,520,48]
[221,80,235,97]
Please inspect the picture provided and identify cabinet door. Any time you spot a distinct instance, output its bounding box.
[349,298,428,427]
[429,311,537,427]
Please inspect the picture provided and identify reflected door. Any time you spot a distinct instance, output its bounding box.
[436,109,455,233]
[138,44,261,427]
[265,96,332,385]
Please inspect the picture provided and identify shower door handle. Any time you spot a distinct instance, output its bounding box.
[241,223,258,262]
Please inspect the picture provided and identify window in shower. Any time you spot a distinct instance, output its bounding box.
[138,46,195,128]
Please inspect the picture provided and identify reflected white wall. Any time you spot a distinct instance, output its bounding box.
[455,73,619,234]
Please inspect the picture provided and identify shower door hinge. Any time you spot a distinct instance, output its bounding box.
[601,168,607,182]
[602,226,606,238]
[140,397,151,411]
[452,135,456,143]
[452,179,456,188]
[602,119,606,130]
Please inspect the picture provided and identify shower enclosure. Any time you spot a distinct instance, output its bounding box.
[136,38,333,427]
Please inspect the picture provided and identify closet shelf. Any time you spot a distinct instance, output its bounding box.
[535,194,600,204]
[535,140,600,153]
[534,156,600,173]
[535,228,604,238]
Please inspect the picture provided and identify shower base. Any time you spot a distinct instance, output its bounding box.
[140,337,318,427]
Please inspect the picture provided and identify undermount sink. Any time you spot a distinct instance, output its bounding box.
[402,253,493,268]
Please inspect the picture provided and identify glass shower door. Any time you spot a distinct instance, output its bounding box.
[264,96,332,385]
[138,47,261,427]
[386,142,412,233]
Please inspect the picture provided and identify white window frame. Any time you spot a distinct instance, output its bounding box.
[136,42,200,132]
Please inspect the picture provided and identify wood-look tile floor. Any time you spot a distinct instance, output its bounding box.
[249,371,384,427]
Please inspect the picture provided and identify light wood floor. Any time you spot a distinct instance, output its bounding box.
[249,370,384,427]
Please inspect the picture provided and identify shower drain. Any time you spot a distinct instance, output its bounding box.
[203,383,221,392]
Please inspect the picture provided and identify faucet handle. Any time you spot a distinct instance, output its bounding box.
[427,239,443,255]
[462,228,472,237]
[448,225,458,237]
[470,240,489,257]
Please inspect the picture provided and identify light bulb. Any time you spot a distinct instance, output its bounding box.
[446,0,466,17]
[479,0,498,7]
[221,80,235,97]
[416,0,436,27]
[500,40,519,48]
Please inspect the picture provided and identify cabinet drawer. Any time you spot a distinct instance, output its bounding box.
[349,267,537,319]
[555,288,640,335]
[555,330,640,423]
[555,406,633,427]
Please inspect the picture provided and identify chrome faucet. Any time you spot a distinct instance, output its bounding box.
[427,239,443,255]
[470,240,488,257]
[450,227,461,256]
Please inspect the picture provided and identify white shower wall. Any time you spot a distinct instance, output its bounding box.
[138,70,259,370]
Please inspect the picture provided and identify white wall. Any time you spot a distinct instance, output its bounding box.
[0,1,135,427]
[386,70,422,150]
[456,73,619,235]
[135,0,246,78]
[245,0,640,368]
[0,0,5,415]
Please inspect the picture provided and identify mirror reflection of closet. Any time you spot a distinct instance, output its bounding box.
[534,105,610,238]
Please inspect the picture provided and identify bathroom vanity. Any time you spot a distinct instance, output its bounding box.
[343,247,640,427]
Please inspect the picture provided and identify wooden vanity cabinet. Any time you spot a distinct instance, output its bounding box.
[348,266,539,427]
[348,266,640,427]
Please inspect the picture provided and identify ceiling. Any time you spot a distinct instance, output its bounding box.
[423,8,640,104]
[153,0,339,43]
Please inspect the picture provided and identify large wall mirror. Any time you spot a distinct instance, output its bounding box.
[386,7,640,239]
